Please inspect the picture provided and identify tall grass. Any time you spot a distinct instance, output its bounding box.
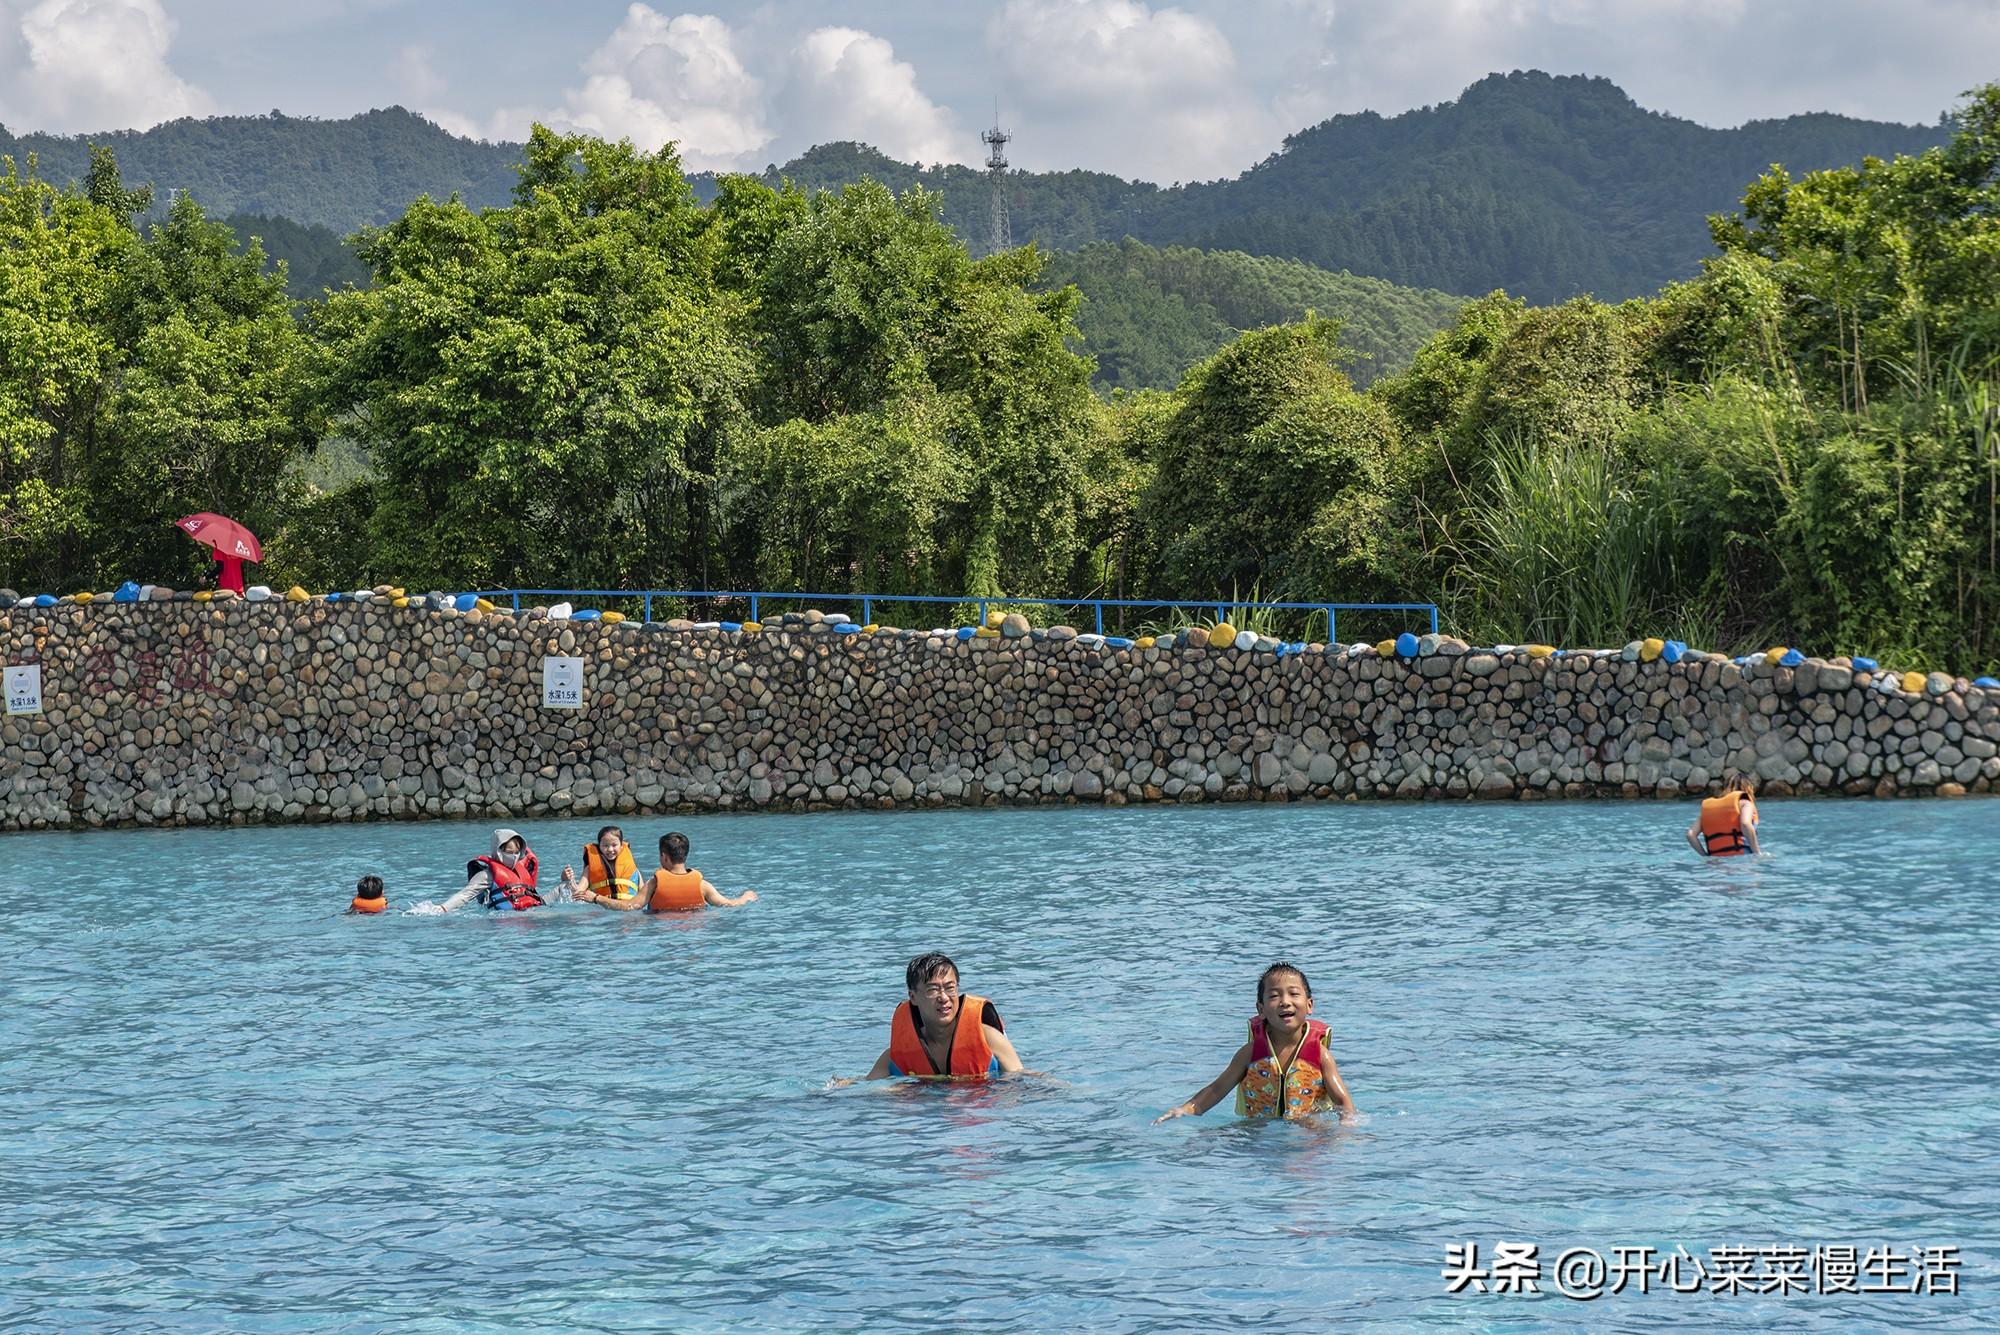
[1445,429,1702,649]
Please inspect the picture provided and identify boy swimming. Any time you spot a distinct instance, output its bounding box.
[347,875,387,915]
[1155,963,1357,1122]
[641,832,758,912]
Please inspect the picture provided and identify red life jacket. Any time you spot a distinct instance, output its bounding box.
[467,851,543,911]
[1237,1016,1335,1118]
[888,995,1003,1079]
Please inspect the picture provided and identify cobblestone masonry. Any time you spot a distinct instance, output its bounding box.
[2,589,1995,830]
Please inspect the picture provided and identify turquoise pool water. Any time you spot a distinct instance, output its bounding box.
[4,800,1995,1332]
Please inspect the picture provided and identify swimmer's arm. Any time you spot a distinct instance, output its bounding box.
[440,874,486,913]
[1744,819,1762,855]
[584,889,645,911]
[830,1048,895,1087]
[1154,1043,1253,1123]
[985,1025,1026,1074]
[1319,1047,1358,1119]
[1684,821,1705,855]
[702,878,757,907]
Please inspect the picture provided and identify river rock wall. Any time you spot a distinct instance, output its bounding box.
[2,591,1996,830]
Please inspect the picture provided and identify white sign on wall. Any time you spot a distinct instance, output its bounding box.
[542,656,584,710]
[5,664,43,716]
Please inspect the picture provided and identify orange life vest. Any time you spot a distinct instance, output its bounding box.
[1236,1016,1335,1119]
[349,894,386,914]
[888,995,1003,1079]
[647,867,706,912]
[584,843,644,901]
[1698,792,1757,857]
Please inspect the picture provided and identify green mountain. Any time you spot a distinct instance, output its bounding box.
[0,107,522,232]
[704,72,1947,303]
[1044,240,1463,390]
[2,73,1947,305]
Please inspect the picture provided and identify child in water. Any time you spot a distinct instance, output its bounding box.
[347,875,387,915]
[1155,963,1357,1123]
[642,831,758,912]
[1688,771,1768,855]
[1687,775,1761,857]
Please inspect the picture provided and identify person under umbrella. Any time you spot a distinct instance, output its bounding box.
[175,513,262,594]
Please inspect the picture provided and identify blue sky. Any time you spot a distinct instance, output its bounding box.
[1,1,1991,183]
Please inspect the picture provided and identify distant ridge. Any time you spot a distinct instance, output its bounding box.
[1,72,1949,302]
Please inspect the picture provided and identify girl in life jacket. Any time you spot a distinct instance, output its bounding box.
[1687,775,1762,858]
[836,952,1026,1084]
[438,828,545,912]
[1156,963,1357,1123]
[564,825,648,909]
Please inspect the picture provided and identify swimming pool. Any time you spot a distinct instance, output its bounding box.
[5,800,1995,1331]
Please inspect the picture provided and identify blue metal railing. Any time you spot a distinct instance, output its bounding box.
[478,589,1439,642]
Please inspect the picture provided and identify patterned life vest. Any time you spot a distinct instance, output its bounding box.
[349,893,386,914]
[584,843,644,901]
[888,995,1003,1079]
[647,867,706,912]
[1698,793,1757,857]
[1236,1016,1335,1119]
[468,851,543,911]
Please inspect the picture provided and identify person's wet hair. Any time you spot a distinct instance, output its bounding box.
[1258,962,1312,1003]
[661,831,690,863]
[355,875,384,899]
[596,825,624,846]
[906,951,960,994]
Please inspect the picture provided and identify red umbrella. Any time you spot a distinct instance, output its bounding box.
[176,513,263,562]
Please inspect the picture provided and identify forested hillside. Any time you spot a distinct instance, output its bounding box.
[1042,241,1463,390]
[0,107,521,231]
[3,73,1944,304]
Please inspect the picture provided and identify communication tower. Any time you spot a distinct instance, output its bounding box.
[981,119,1011,255]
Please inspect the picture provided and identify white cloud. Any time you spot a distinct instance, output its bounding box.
[0,0,212,133]
[391,43,444,106]
[780,26,963,166]
[550,7,772,170]
[428,6,966,172]
[993,0,1275,181]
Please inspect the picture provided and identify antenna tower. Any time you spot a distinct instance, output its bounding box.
[981,116,1011,255]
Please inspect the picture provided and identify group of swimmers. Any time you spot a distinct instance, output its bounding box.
[345,824,757,917]
[337,783,1763,1122]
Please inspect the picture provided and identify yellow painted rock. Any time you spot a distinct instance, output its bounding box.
[74,591,95,603]
[975,626,1001,639]
[601,611,625,624]
[742,621,761,632]
[1764,646,1788,666]
[1135,635,1156,648]
[285,586,309,602]
[392,596,410,609]
[193,591,213,602]
[1210,622,1237,645]
[1902,670,1927,694]
[388,587,406,599]
[1640,637,1664,662]
[475,597,497,614]
[1524,644,1557,657]
[1375,639,1396,656]
[862,623,879,633]
[985,610,1005,628]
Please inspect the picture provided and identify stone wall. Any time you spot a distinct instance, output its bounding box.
[2,590,1996,830]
